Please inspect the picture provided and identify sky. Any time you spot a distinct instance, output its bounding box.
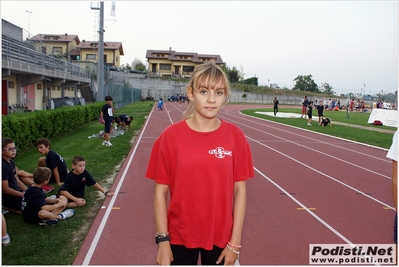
[1,1,398,95]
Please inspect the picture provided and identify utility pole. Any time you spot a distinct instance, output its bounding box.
[91,2,104,102]
[26,10,32,38]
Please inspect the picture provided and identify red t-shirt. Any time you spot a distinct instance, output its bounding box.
[146,120,254,250]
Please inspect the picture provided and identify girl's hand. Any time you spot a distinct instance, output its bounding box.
[106,192,114,197]
[216,247,238,265]
[156,242,173,265]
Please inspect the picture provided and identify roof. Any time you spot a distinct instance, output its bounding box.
[30,34,80,43]
[146,49,223,64]
[77,41,124,55]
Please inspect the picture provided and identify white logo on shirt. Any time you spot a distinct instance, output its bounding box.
[208,147,232,159]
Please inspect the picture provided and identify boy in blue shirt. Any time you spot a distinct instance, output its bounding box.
[58,156,113,208]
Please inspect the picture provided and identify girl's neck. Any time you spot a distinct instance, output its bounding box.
[186,116,221,132]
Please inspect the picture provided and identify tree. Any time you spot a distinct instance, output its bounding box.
[120,63,132,70]
[320,82,335,95]
[293,74,319,93]
[131,58,146,71]
[221,64,242,83]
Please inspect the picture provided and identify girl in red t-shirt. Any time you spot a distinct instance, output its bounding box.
[146,61,254,265]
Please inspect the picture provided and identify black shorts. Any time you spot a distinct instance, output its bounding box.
[308,113,312,119]
[2,194,23,211]
[170,244,224,265]
[104,120,112,133]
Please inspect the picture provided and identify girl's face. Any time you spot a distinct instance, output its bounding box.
[72,161,85,175]
[189,81,226,120]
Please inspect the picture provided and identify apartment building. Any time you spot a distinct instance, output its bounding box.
[73,40,124,68]
[146,48,223,78]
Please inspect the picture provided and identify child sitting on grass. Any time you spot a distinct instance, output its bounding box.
[58,156,114,208]
[21,167,75,226]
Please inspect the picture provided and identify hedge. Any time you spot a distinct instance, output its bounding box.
[2,103,104,151]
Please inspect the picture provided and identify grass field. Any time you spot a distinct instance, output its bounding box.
[1,102,396,265]
[2,101,154,265]
[240,107,395,149]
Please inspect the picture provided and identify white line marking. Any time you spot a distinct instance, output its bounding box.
[248,136,395,210]
[82,104,156,265]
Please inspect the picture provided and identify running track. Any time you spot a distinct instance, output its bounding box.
[73,102,395,265]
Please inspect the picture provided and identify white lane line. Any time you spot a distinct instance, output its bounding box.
[254,166,355,245]
[82,104,156,265]
[230,109,390,162]
[219,113,391,180]
[248,135,395,210]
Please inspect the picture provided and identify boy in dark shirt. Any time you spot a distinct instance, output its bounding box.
[36,138,68,186]
[320,117,332,127]
[58,156,113,208]
[21,167,74,226]
[99,95,114,146]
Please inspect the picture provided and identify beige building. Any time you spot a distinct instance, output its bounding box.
[29,33,80,60]
[146,48,223,78]
[73,40,124,68]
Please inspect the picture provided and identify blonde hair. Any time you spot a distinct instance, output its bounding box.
[182,61,231,119]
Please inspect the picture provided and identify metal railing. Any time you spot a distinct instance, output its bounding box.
[2,37,91,79]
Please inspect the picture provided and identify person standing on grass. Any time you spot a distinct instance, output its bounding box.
[387,130,398,244]
[58,156,114,208]
[99,95,114,147]
[307,101,313,126]
[36,138,68,186]
[21,167,74,226]
[316,100,324,125]
[301,96,309,118]
[273,97,279,116]
[146,61,254,265]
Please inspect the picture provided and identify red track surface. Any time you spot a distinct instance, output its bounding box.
[73,103,395,265]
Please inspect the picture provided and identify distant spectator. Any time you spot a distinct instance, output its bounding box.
[301,96,308,119]
[273,97,279,116]
[158,98,164,111]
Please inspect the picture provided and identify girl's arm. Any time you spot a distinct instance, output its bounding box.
[217,181,247,265]
[154,183,173,265]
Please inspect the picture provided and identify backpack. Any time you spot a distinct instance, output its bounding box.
[372,120,383,126]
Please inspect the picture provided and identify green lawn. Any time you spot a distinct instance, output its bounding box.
[2,101,154,265]
[240,107,395,149]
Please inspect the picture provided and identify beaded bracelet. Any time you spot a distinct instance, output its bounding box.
[227,242,241,249]
[226,244,240,255]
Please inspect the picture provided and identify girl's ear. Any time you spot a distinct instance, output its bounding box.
[186,86,194,100]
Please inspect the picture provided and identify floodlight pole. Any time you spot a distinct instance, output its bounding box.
[91,2,105,102]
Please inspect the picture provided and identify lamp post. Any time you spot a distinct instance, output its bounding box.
[26,10,32,38]
[364,84,366,96]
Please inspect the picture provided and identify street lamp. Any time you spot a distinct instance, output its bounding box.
[26,10,32,38]
[364,84,366,96]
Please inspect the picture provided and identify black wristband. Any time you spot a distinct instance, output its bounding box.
[155,236,170,244]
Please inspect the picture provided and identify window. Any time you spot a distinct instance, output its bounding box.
[36,83,42,90]
[86,54,96,60]
[42,46,47,54]
[8,81,15,88]
[183,66,194,72]
[160,64,171,70]
[53,47,63,55]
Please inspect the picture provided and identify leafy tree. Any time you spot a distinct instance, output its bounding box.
[221,64,241,83]
[320,82,335,95]
[293,74,319,93]
[120,63,132,70]
[131,58,146,71]
[243,77,258,86]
